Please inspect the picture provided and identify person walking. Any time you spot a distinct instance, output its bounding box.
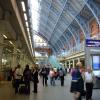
[41,67,48,86]
[70,62,84,100]
[32,65,39,93]
[59,68,64,86]
[84,67,95,100]
[49,68,55,86]
[23,64,31,94]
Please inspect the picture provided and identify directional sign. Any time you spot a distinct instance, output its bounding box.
[86,39,100,47]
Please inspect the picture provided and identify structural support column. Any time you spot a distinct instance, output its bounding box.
[68,60,70,69]
[0,33,4,69]
[77,58,80,62]
[65,60,67,68]
[0,33,4,81]
[19,53,24,67]
[22,55,27,67]
[11,47,18,68]
[73,59,75,68]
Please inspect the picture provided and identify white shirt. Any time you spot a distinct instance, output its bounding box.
[15,68,23,79]
[49,70,54,77]
[84,72,93,83]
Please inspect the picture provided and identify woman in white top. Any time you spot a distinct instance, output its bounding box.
[84,67,95,100]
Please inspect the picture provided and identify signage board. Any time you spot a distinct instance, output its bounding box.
[86,39,100,47]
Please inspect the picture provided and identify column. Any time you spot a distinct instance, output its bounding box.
[0,33,4,69]
[73,59,75,68]
[68,60,70,69]
[77,58,80,62]
[0,33,4,81]
[11,47,18,68]
[19,53,23,67]
[65,61,67,67]
[23,56,26,67]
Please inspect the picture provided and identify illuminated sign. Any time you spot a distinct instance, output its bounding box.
[86,39,100,47]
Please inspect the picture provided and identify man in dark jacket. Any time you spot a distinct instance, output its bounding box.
[23,64,31,93]
[32,66,39,93]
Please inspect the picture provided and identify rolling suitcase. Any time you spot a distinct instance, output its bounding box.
[19,84,29,94]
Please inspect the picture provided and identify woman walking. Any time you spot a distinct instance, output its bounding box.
[70,62,84,100]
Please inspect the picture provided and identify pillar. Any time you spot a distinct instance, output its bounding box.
[19,53,24,67]
[77,58,80,62]
[0,33,4,81]
[73,59,75,68]
[11,47,18,68]
[65,61,67,67]
[68,60,70,69]
[0,33,4,69]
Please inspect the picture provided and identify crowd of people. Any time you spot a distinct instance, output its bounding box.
[11,64,39,94]
[39,66,66,86]
[9,62,95,100]
[11,64,66,94]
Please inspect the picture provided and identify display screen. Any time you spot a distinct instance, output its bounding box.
[92,56,100,70]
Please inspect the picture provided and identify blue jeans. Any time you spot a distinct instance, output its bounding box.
[50,77,55,86]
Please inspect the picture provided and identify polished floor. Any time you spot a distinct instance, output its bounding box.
[0,75,100,100]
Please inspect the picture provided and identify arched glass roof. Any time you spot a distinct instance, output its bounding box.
[28,0,100,54]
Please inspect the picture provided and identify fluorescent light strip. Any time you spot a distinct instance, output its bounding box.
[9,41,13,45]
[27,31,30,37]
[27,27,29,32]
[24,13,27,21]
[29,35,31,39]
[3,34,7,39]
[26,21,29,27]
[21,1,26,12]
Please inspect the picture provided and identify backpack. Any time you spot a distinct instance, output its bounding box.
[59,70,64,76]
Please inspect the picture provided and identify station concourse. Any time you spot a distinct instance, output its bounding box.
[0,0,100,100]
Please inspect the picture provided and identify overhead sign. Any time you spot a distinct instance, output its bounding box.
[86,39,100,47]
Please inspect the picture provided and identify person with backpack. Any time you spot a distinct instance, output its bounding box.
[41,67,48,86]
[59,68,65,86]
[70,62,84,100]
[23,64,31,94]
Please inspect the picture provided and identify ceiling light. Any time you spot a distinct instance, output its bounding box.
[26,21,29,27]
[9,41,13,45]
[3,34,7,39]
[24,13,27,21]
[21,1,26,12]
[29,35,31,39]
[27,27,29,32]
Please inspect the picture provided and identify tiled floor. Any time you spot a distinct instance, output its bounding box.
[0,75,100,100]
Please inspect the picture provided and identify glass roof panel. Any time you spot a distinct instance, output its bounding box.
[29,0,86,53]
[30,0,42,32]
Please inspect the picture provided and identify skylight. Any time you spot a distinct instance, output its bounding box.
[29,0,42,32]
